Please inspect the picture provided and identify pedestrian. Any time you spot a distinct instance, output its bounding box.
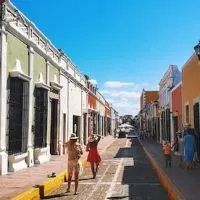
[192,129,200,166]
[163,141,172,168]
[183,124,196,171]
[64,133,83,195]
[173,131,184,167]
[86,134,101,179]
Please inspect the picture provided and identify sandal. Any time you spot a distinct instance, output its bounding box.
[74,192,79,195]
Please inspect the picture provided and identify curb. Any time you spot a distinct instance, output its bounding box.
[142,145,185,200]
[11,188,40,200]
[12,138,115,200]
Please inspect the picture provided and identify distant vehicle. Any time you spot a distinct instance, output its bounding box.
[126,132,138,139]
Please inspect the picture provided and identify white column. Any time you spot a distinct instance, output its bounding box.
[159,112,163,144]
[96,112,99,134]
[170,91,174,146]
[67,79,70,140]
[80,89,84,145]
[99,114,102,136]
[46,61,51,158]
[0,24,8,175]
[26,46,34,167]
[85,92,89,143]
[58,78,63,155]
[102,116,104,137]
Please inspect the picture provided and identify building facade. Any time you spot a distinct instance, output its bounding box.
[0,1,114,175]
[110,107,119,137]
[159,65,181,144]
[170,82,182,144]
[139,89,159,132]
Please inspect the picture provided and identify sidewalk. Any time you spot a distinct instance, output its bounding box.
[142,140,200,200]
[0,135,115,200]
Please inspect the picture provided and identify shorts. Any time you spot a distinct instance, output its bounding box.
[68,160,80,175]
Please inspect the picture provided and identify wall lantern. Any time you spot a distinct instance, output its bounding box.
[194,41,200,62]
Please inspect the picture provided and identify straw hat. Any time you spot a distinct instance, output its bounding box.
[88,134,98,142]
[70,133,78,140]
[185,123,191,128]
[176,130,182,134]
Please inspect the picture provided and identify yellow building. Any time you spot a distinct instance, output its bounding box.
[182,53,200,129]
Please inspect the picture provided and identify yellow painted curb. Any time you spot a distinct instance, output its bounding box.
[37,171,66,198]
[11,188,40,200]
[142,146,185,200]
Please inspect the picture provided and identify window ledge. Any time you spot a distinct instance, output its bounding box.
[35,82,50,90]
[50,81,63,90]
[10,71,31,82]
[8,152,28,162]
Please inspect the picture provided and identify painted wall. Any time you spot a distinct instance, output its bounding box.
[159,65,181,108]
[172,83,182,129]
[60,75,68,141]
[49,64,59,83]
[68,81,82,138]
[140,90,158,109]
[34,52,46,83]
[145,91,159,104]
[7,33,28,75]
[182,54,200,127]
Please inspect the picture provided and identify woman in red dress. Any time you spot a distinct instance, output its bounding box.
[86,134,101,179]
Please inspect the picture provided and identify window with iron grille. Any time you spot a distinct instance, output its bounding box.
[34,88,48,148]
[185,105,189,124]
[8,77,28,155]
[166,109,171,141]
[193,103,199,133]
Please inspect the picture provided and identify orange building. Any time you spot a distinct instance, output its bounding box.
[140,89,159,109]
[182,53,200,129]
[140,89,159,132]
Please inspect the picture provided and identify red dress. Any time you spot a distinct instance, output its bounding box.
[87,139,101,164]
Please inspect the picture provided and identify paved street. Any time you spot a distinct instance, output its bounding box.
[43,138,168,200]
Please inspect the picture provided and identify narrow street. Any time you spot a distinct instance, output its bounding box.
[43,138,168,200]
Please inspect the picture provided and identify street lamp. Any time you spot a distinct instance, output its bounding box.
[194,41,200,62]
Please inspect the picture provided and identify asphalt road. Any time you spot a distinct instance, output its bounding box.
[43,138,168,200]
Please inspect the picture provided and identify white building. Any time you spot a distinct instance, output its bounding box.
[159,65,181,144]
[0,0,87,175]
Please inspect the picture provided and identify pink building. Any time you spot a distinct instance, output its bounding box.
[171,82,182,141]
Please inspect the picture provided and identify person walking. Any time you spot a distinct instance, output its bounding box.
[163,141,172,168]
[86,134,101,179]
[64,133,83,195]
[173,131,184,167]
[183,125,196,171]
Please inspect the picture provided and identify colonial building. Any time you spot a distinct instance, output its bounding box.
[170,81,182,145]
[139,89,159,132]
[110,107,119,136]
[159,65,181,144]
[0,1,114,175]
[149,100,160,142]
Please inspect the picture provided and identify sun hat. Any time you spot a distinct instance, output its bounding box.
[185,123,191,128]
[70,133,78,140]
[88,134,98,142]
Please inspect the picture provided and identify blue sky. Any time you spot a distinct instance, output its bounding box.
[12,0,200,115]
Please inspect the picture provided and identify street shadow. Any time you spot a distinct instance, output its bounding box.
[114,147,133,158]
[107,195,129,199]
[120,139,168,200]
[42,192,73,199]
[79,177,94,181]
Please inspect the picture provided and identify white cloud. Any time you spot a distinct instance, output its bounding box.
[104,81,134,88]
[110,91,140,99]
[101,80,157,116]
[88,79,97,85]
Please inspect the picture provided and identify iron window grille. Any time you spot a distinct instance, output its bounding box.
[34,88,48,148]
[8,77,28,155]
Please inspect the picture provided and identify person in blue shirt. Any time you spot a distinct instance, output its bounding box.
[183,124,196,171]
